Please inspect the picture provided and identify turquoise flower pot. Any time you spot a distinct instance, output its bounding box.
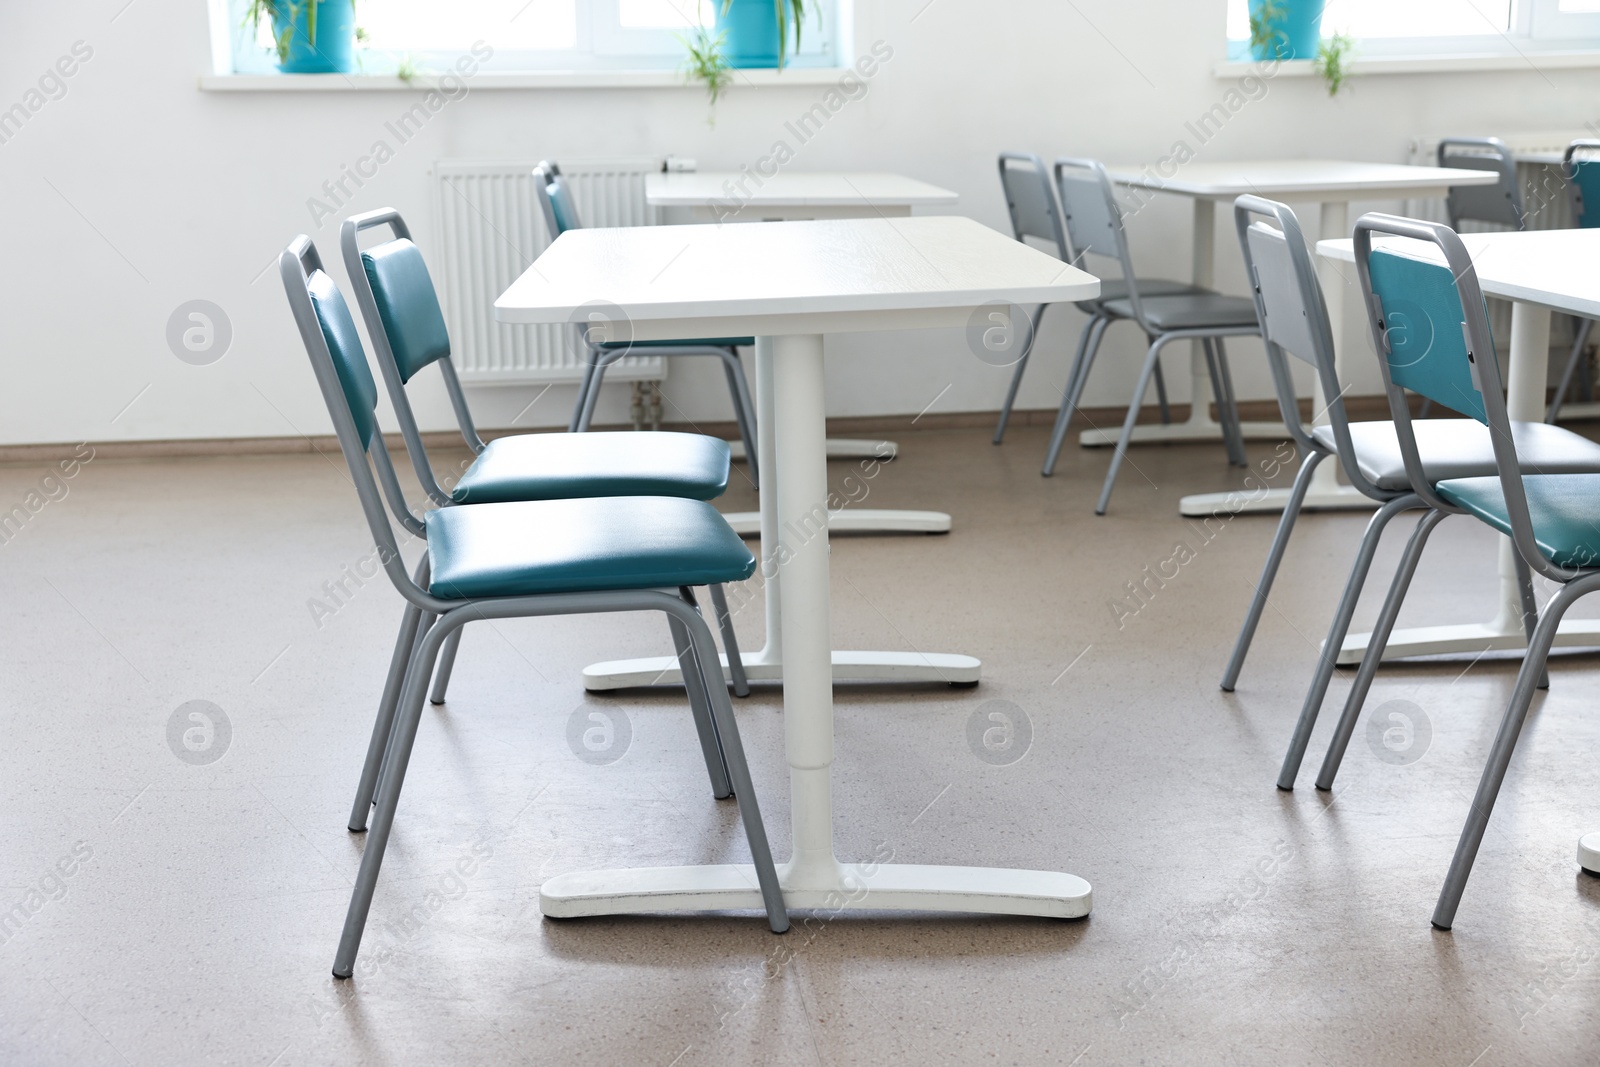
[717,0,783,69]
[272,0,356,74]
[1248,0,1325,61]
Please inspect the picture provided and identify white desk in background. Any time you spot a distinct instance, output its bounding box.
[1101,161,1499,517]
[646,171,961,539]
[496,215,1098,921]
[1318,229,1600,664]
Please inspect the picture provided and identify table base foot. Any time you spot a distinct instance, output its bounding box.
[1579,833,1600,875]
[721,509,951,537]
[540,863,1091,919]
[1078,419,1288,448]
[1336,618,1600,665]
[581,650,983,691]
[1179,484,1378,517]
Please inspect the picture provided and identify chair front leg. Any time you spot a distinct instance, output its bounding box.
[1221,450,1326,692]
[1546,317,1594,423]
[1094,332,1173,515]
[569,354,599,433]
[993,303,1049,445]
[1315,509,1448,791]
[428,628,464,705]
[576,349,622,432]
[707,583,750,698]
[718,349,761,488]
[668,612,734,799]
[1042,314,1111,477]
[1152,359,1172,425]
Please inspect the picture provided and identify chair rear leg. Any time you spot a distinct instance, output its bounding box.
[1315,509,1448,791]
[993,304,1048,445]
[1153,360,1172,425]
[1221,451,1325,692]
[1214,338,1247,466]
[669,613,734,799]
[706,583,750,697]
[1202,339,1247,468]
[1512,551,1549,690]
[569,356,599,433]
[1042,315,1111,477]
[349,601,425,831]
[1547,317,1594,422]
[1279,495,1418,789]
[718,349,761,488]
[1095,336,1169,515]
[576,354,618,432]
[1432,581,1589,929]
[428,628,464,705]
[678,604,789,934]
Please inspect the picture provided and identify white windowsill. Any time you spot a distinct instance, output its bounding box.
[199,67,849,91]
[1215,49,1600,78]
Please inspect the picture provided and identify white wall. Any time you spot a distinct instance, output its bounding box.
[2,0,1598,446]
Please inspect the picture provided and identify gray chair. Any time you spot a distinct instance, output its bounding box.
[1545,139,1600,422]
[991,152,1201,445]
[1044,158,1258,513]
[1438,136,1526,231]
[1219,196,1600,793]
[280,235,789,977]
[533,162,760,484]
[340,207,752,706]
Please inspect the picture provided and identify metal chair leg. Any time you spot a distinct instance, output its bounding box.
[1203,339,1246,468]
[349,600,425,832]
[1511,551,1549,691]
[1042,315,1111,477]
[1095,334,1172,515]
[334,611,452,977]
[1221,450,1326,692]
[668,612,734,799]
[707,583,750,698]
[1214,338,1247,467]
[569,356,599,433]
[993,304,1048,445]
[1153,359,1172,425]
[677,600,789,934]
[576,350,621,432]
[719,349,760,488]
[428,628,463,705]
[1315,509,1449,791]
[1547,317,1594,422]
[1278,494,1420,789]
[1432,578,1593,929]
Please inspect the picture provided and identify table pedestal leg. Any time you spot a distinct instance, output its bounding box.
[546,333,1089,921]
[582,336,979,691]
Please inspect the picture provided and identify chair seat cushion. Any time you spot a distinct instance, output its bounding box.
[1085,278,1205,307]
[1436,474,1600,568]
[1311,419,1600,491]
[599,337,752,350]
[1100,293,1259,330]
[450,432,731,504]
[426,496,756,600]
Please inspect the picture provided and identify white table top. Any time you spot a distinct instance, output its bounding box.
[494,216,1099,334]
[1105,160,1499,200]
[1317,229,1600,318]
[645,171,959,208]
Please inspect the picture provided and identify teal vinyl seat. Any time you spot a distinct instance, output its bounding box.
[1435,473,1600,569]
[341,208,752,703]
[280,236,788,979]
[450,431,731,504]
[427,495,756,599]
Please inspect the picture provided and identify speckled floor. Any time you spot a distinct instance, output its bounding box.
[3,424,1599,1066]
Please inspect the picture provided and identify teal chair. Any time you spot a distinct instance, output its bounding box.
[1330,213,1600,929]
[1545,139,1600,421]
[340,208,750,705]
[534,162,760,483]
[281,235,789,977]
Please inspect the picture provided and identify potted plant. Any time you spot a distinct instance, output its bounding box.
[245,0,357,74]
[716,0,809,69]
[1247,0,1324,61]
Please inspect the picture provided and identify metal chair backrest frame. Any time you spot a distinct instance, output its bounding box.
[997,152,1069,260]
[1437,137,1525,231]
[533,160,582,239]
[1053,157,1145,318]
[341,208,486,508]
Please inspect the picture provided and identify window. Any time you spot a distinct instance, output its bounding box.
[1225,0,1600,59]
[226,0,837,74]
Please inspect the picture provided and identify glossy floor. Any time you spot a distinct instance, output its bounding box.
[3,426,1599,1066]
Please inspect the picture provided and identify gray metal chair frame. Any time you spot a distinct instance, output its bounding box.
[532,162,760,482]
[1338,214,1596,929]
[990,152,1174,445]
[1437,136,1526,231]
[282,236,789,977]
[1545,139,1600,422]
[340,207,750,706]
[1047,159,1256,513]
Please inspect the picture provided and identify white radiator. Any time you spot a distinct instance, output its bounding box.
[431,157,667,384]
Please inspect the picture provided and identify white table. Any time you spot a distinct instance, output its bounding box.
[1102,161,1499,517]
[647,171,962,539]
[496,216,1097,921]
[1318,229,1600,663]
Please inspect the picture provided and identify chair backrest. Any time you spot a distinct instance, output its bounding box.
[1054,157,1141,309]
[1437,137,1525,231]
[279,236,434,608]
[1232,195,1385,499]
[533,161,582,238]
[1563,139,1600,229]
[997,152,1067,260]
[341,208,487,508]
[1352,213,1575,579]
